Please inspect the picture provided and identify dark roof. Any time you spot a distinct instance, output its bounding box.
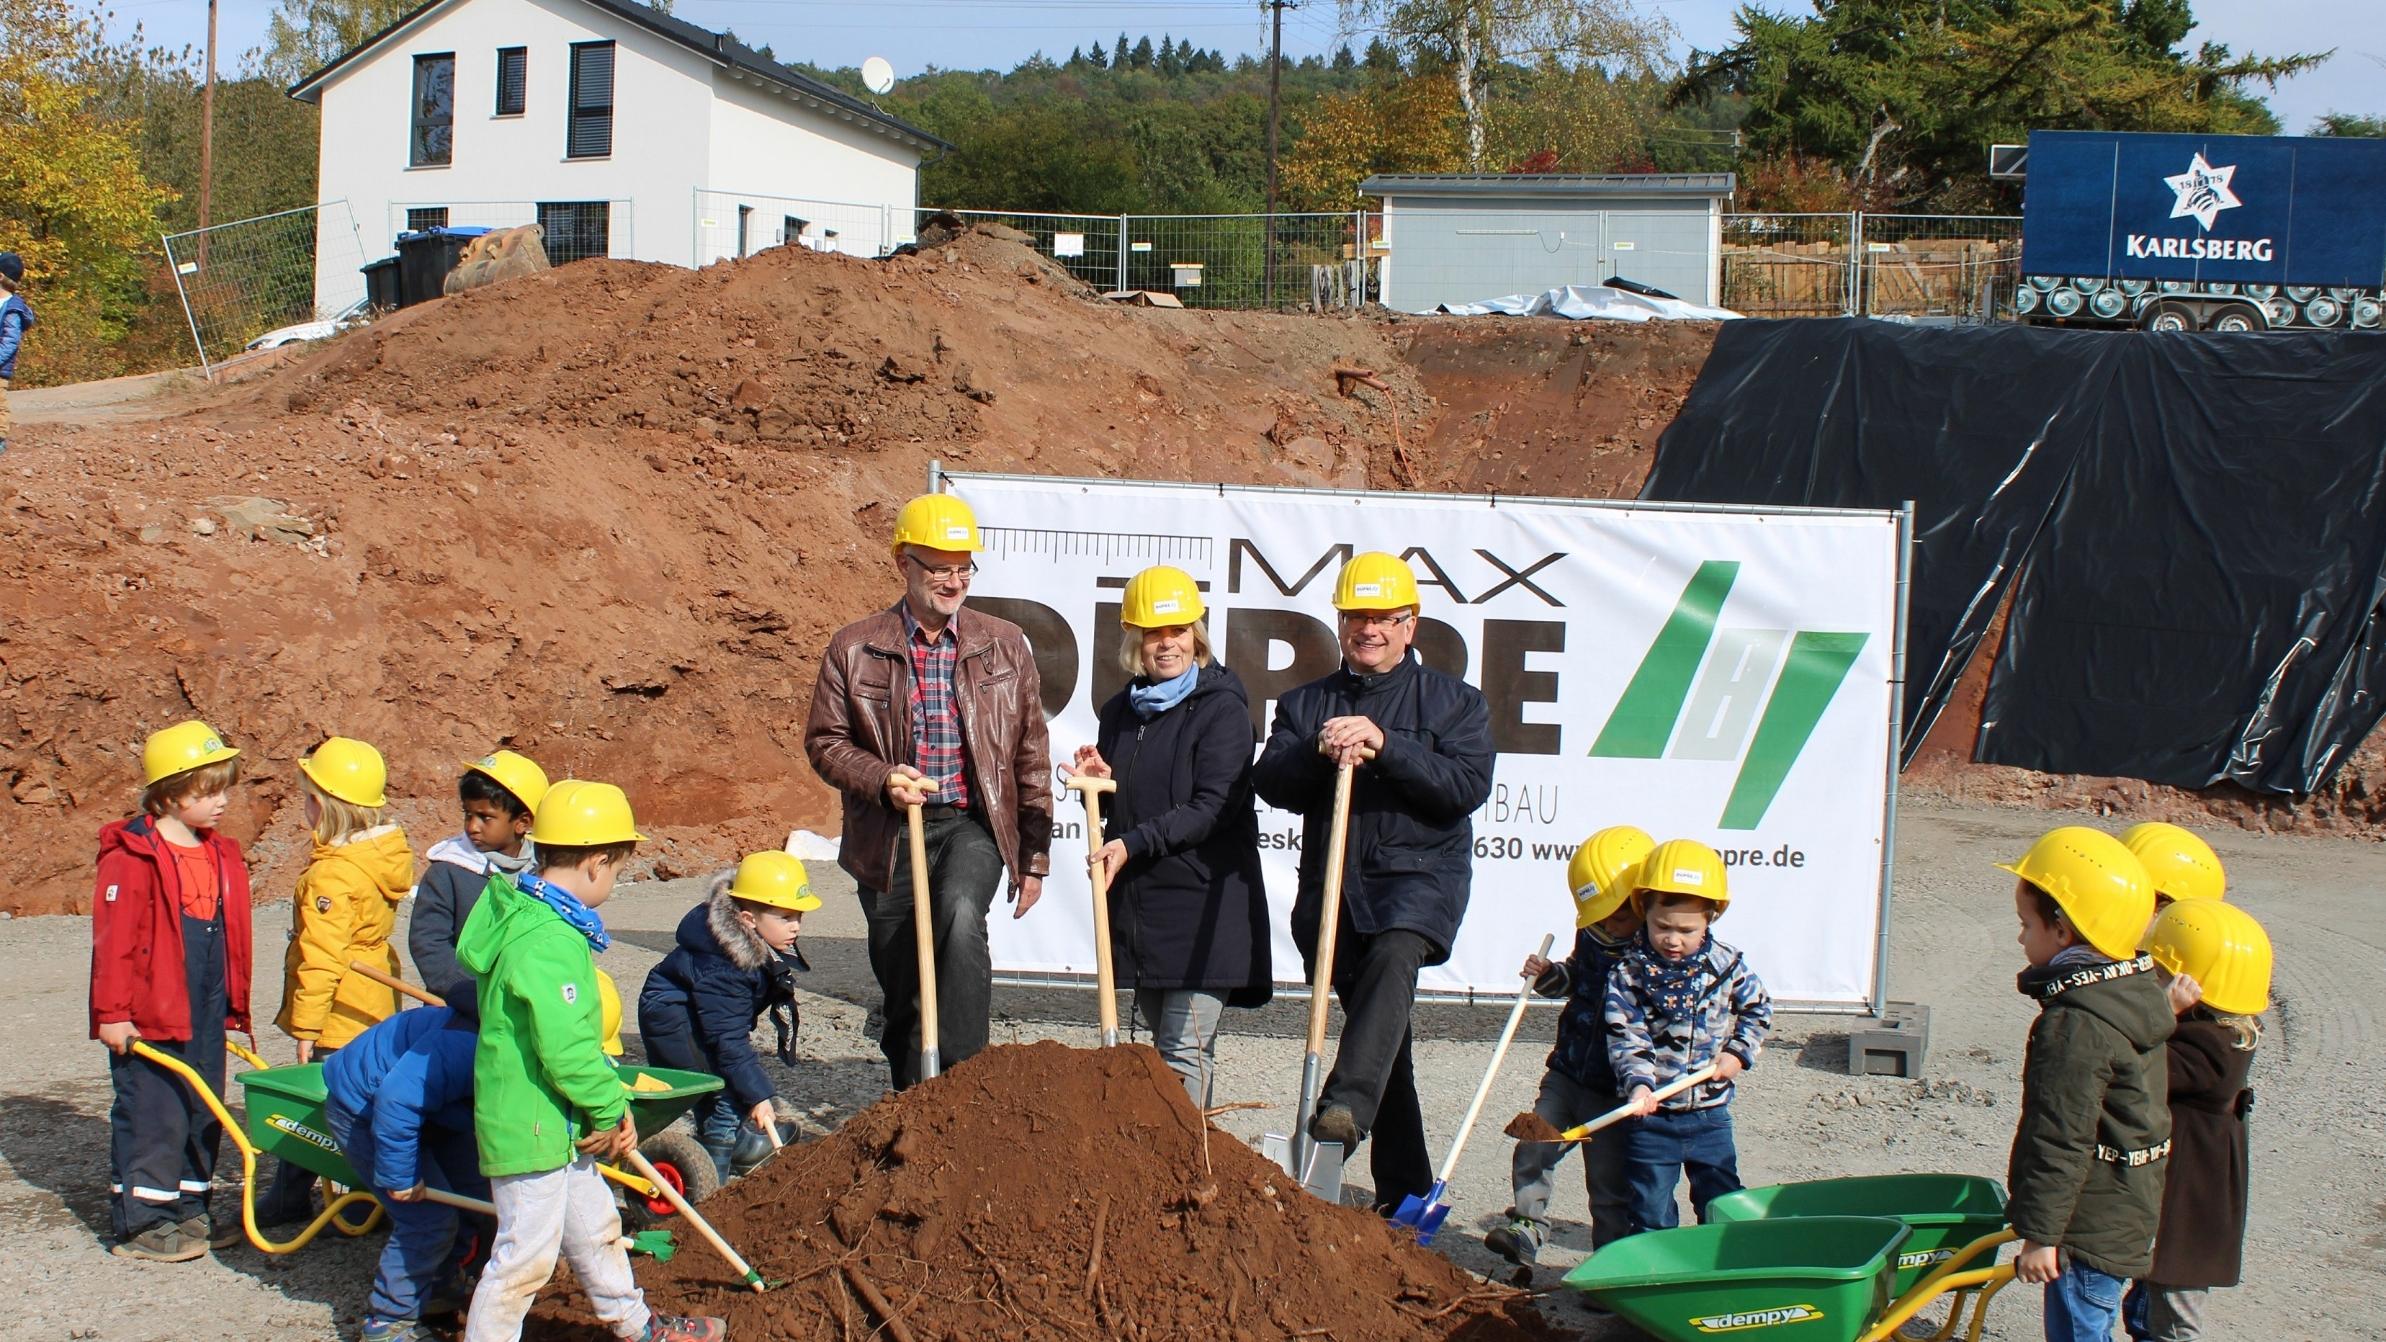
[288,0,949,154]
[1360,172,1735,198]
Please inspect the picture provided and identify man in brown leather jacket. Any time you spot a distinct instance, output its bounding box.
[804,493,1053,1089]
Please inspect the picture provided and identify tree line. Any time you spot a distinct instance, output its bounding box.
[0,0,2372,386]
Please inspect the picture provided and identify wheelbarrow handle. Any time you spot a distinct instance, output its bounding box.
[350,960,445,1008]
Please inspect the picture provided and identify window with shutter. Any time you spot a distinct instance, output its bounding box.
[496,47,527,116]
[567,41,614,159]
[411,53,455,166]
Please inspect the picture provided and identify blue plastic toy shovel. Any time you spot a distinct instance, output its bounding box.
[1390,931,1556,1243]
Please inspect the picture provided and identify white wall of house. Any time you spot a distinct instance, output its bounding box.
[308,0,923,310]
[696,73,923,263]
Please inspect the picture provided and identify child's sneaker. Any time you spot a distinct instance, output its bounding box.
[1483,1216,1543,1266]
[179,1214,244,1249]
[637,1315,727,1342]
[360,1317,432,1342]
[110,1222,206,1263]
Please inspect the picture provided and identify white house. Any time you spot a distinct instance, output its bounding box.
[293,0,947,310]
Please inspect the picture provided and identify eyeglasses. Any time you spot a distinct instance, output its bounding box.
[906,556,980,583]
[1338,611,1415,630]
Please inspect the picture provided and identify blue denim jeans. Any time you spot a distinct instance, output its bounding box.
[643,1024,748,1183]
[2044,1258,2127,1342]
[1619,1104,1741,1233]
[327,1106,491,1321]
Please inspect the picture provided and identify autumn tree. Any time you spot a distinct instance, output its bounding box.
[256,0,418,87]
[1280,74,1467,207]
[0,0,176,383]
[1674,0,2325,208]
[1336,0,1673,167]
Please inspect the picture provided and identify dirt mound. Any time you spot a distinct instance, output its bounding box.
[531,1042,1557,1342]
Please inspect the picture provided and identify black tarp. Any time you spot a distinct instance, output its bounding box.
[1641,318,2386,793]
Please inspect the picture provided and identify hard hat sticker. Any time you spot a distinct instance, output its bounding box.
[1354,582,1382,597]
[1153,599,1180,614]
[944,525,969,539]
[1674,868,1704,885]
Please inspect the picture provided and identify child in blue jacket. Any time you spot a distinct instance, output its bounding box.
[323,1005,490,1342]
[637,852,812,1182]
[1605,840,1772,1234]
[0,252,35,455]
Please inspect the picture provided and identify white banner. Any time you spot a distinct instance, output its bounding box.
[948,473,1904,1009]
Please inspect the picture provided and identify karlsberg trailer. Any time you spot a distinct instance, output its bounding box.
[2009,129,2386,332]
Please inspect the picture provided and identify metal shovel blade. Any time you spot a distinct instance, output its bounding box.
[1389,1179,1453,1242]
[1260,1132,1346,1203]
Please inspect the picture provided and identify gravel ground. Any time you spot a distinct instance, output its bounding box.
[3,799,2379,1341]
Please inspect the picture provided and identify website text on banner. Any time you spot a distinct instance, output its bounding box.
[946,475,1903,1009]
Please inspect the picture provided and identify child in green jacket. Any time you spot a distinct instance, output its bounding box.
[1996,826,2173,1342]
[454,781,724,1342]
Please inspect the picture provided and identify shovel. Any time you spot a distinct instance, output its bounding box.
[1262,756,1360,1202]
[625,1148,775,1291]
[1525,1063,1723,1145]
[1059,767,1122,1047]
[419,1185,676,1259]
[904,779,943,1082]
[351,960,444,1008]
[1389,930,1556,1243]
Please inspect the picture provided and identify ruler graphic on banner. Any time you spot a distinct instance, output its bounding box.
[943,471,1909,1011]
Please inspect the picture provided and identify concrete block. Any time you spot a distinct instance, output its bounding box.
[1848,1002,1930,1078]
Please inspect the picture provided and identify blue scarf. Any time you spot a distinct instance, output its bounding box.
[1129,666,1198,720]
[516,870,611,951]
[1629,928,1713,1022]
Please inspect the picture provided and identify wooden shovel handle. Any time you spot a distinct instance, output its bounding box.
[351,960,444,1008]
[905,800,939,1076]
[1304,761,1359,1058]
[625,1149,764,1291]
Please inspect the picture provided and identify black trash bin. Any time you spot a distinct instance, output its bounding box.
[359,255,402,312]
[393,226,493,307]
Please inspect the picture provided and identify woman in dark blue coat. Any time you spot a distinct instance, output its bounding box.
[1069,565,1271,1107]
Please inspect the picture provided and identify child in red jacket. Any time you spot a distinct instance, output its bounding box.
[91,720,254,1262]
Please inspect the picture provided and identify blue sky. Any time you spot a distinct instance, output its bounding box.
[109,0,2379,134]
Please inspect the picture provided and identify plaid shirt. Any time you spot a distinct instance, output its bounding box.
[903,605,971,809]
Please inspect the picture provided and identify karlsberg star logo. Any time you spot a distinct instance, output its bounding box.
[2164,153,2241,232]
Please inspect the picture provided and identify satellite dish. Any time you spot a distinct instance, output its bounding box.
[861,56,895,95]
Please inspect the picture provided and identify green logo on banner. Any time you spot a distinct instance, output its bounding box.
[1590,560,1867,830]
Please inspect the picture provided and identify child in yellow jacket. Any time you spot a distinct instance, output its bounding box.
[261,736,415,1223]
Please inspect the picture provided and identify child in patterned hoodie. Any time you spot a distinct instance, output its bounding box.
[1604,838,1772,1234]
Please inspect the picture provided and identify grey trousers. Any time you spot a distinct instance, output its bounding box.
[2128,1281,2209,1342]
[1509,1069,1633,1251]
[1133,988,1225,1109]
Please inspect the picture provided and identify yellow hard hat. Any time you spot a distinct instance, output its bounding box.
[595,969,625,1057]
[1996,826,2153,960]
[531,780,649,847]
[143,720,241,785]
[2121,822,2225,904]
[465,749,551,813]
[301,736,388,808]
[1119,565,1207,628]
[890,493,984,556]
[730,850,821,912]
[2145,899,2272,1017]
[1568,825,1657,928]
[1333,551,1422,611]
[1632,838,1731,916]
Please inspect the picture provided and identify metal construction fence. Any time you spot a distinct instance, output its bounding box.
[163,199,2023,368]
[161,201,372,375]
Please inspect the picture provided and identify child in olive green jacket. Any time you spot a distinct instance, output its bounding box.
[454,781,723,1342]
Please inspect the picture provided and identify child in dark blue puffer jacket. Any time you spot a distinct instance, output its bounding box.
[637,852,812,1183]
[0,252,36,455]
[323,1005,490,1342]
[1486,826,1655,1268]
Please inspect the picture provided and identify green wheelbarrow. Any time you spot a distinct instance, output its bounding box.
[1561,1216,2018,1342]
[1707,1175,2012,1341]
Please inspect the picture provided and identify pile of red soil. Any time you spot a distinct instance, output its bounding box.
[530,1043,1558,1342]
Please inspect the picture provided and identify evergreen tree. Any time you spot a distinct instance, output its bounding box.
[1159,34,1184,76]
[1116,31,1132,67]
[1131,35,1154,70]
[1089,38,1108,67]
[1363,37,1402,75]
[1332,43,1356,72]
[1068,45,1086,68]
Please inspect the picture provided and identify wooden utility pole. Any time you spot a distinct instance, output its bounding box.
[198,0,219,265]
[1263,0,1296,304]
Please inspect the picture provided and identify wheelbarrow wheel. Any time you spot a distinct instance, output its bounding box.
[630,1129,720,1224]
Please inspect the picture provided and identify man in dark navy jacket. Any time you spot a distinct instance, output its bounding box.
[1253,551,1495,1210]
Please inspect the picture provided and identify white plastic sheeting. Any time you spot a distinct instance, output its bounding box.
[1435,284,1740,322]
